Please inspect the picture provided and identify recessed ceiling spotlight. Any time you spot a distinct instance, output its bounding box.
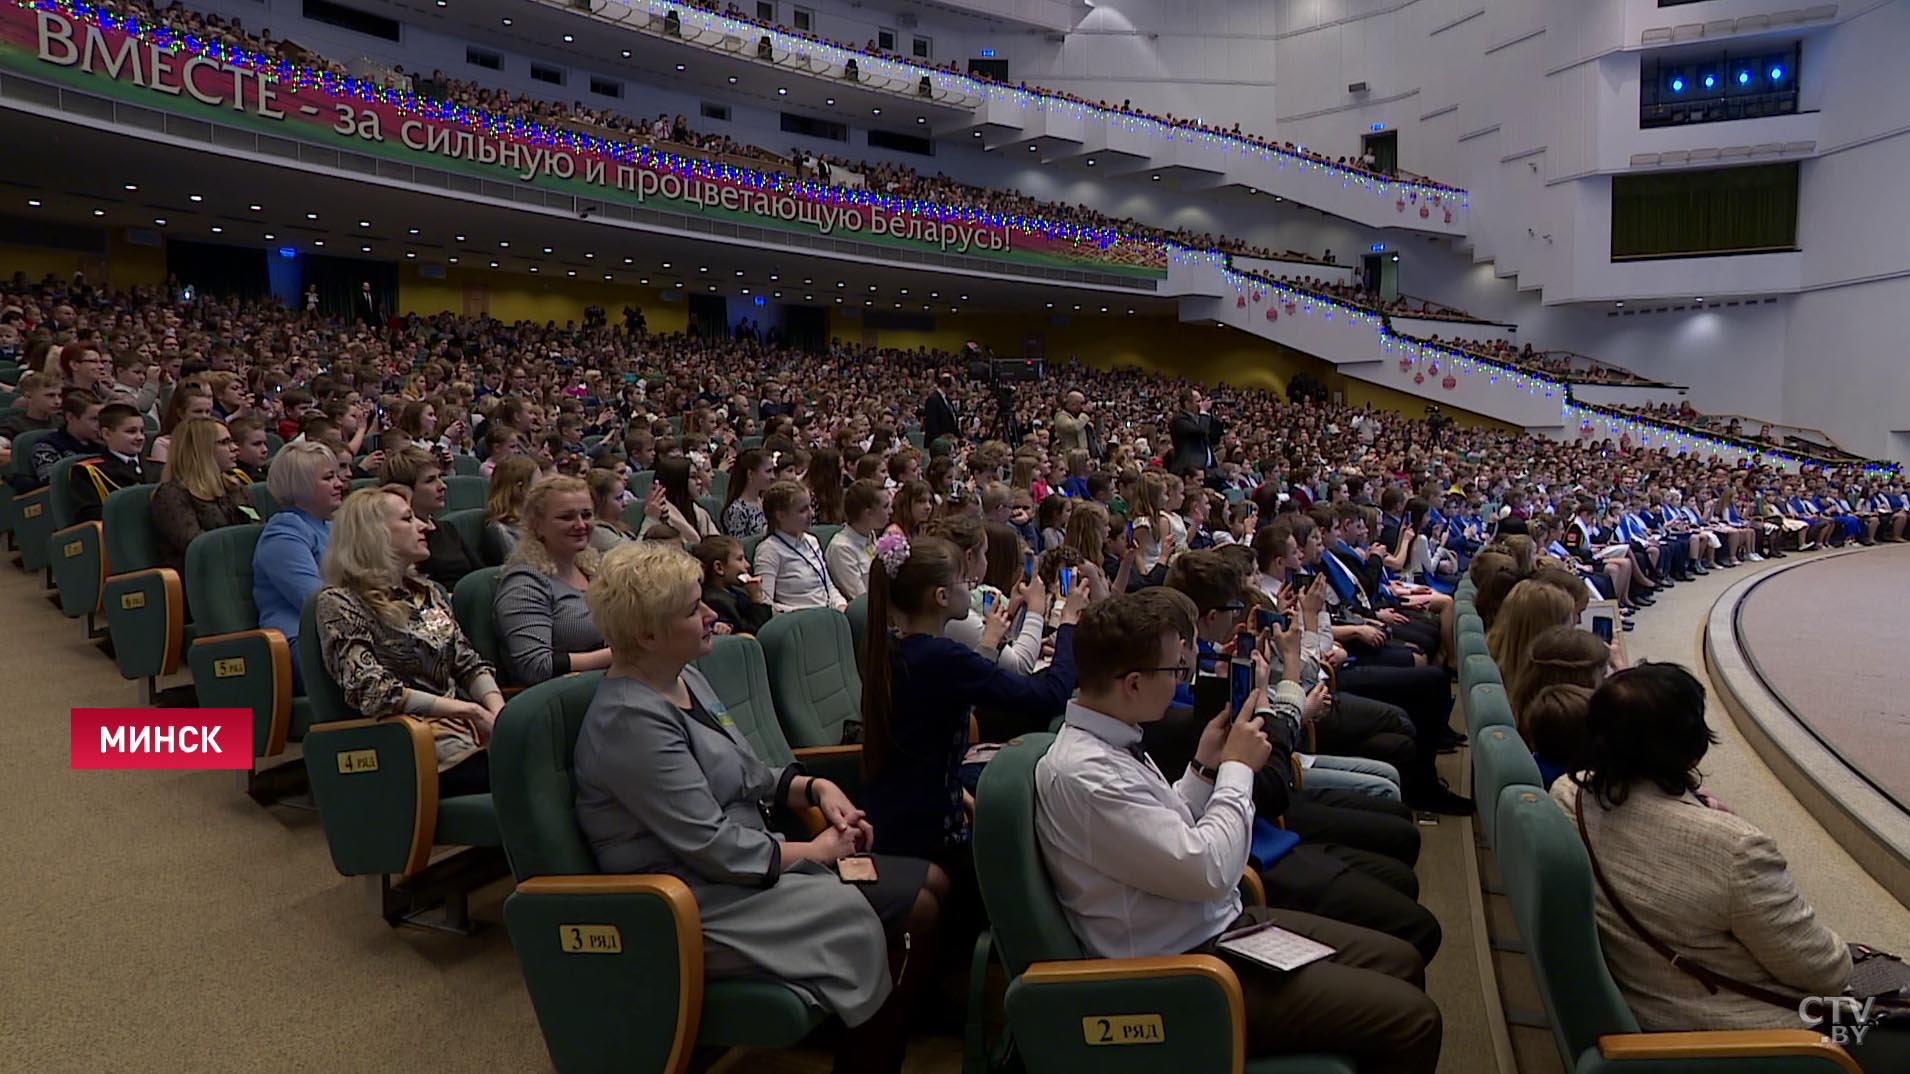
[777,87,788,95]
[543,247,553,254]
[639,277,650,285]
[585,252,594,259]
[123,182,137,191]
[306,212,318,219]
[90,208,104,217]
[872,108,881,115]
[313,239,325,246]
[406,251,416,258]
[529,266,539,273]
[728,76,738,84]
[825,98,835,106]
[1151,174,1161,181]
[210,226,222,233]
[26,198,40,207]
[489,260,498,268]
[361,245,372,253]
[623,50,632,58]
[359,220,370,228]
[249,204,262,211]
[501,16,512,25]
[1085,159,1095,166]
[153,218,167,226]
[917,117,926,124]
[499,240,510,248]
[562,34,574,42]
[263,232,275,240]
[189,194,203,203]
[675,63,685,71]
[407,228,419,235]
[448,256,457,263]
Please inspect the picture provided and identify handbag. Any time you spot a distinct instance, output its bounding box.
[1573,787,1910,1017]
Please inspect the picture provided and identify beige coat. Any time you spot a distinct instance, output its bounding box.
[1552,779,1850,1030]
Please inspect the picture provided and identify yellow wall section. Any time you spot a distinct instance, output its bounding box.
[397,264,689,333]
[0,235,165,288]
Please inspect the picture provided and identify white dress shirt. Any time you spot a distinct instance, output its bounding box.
[754,530,844,612]
[1035,695,1283,959]
[825,524,875,601]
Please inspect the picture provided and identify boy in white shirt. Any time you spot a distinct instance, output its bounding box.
[1034,594,1441,1072]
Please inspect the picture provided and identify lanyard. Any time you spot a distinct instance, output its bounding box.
[774,533,829,584]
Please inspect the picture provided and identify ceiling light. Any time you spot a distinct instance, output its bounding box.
[361,245,372,253]
[1086,159,1095,166]
[92,208,104,216]
[742,288,751,295]
[306,212,318,220]
[675,63,685,71]
[917,117,926,124]
[529,266,539,273]
[959,295,969,301]
[189,194,203,203]
[777,87,788,95]
[803,278,812,284]
[735,269,745,276]
[408,228,419,235]
[661,261,672,268]
[603,274,612,281]
[313,239,325,246]
[1072,304,1081,310]
[123,182,137,190]
[249,204,262,211]
[152,218,167,226]
[569,270,579,277]
[263,232,275,240]
[1615,301,1624,308]
[973,131,981,138]
[26,198,39,207]
[769,274,779,281]
[585,252,595,259]
[456,234,466,241]
[804,294,813,301]
[930,292,939,298]
[359,220,370,228]
[406,251,416,258]
[1151,174,1161,181]
[825,98,835,106]
[900,288,909,295]
[562,34,574,42]
[872,108,882,115]
[774,291,782,298]
[489,260,498,268]
[1127,308,1135,314]
[623,257,633,264]
[623,50,632,58]
[699,266,708,273]
[1044,302,1053,309]
[894,302,902,308]
[728,76,737,84]
[435,0,444,6]
[868,284,877,291]
[501,16,512,25]
[1099,306,1108,313]
[448,256,457,263]
[835,297,843,303]
[543,246,553,254]
[210,226,222,233]
[1695,296,1705,302]
[1028,145,1037,152]
[836,281,845,288]
[499,240,510,248]
[639,278,649,285]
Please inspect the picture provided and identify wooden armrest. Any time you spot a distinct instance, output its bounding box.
[103,566,185,675]
[791,744,862,759]
[1239,868,1266,908]
[1598,1030,1859,1072]
[192,628,294,755]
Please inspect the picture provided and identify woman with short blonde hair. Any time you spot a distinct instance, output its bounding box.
[575,541,946,1074]
[315,488,502,797]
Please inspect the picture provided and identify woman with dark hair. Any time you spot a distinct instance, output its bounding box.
[805,447,846,525]
[883,479,933,539]
[719,447,773,538]
[653,454,718,547]
[1557,664,1903,1070]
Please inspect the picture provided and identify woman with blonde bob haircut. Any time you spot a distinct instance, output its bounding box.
[493,475,610,685]
[1487,580,1580,708]
[314,488,503,796]
[574,542,947,1074]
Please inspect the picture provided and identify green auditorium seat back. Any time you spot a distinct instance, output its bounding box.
[437,508,488,566]
[451,453,479,476]
[692,634,798,770]
[1457,625,1488,665]
[442,474,487,513]
[696,494,724,524]
[809,523,842,552]
[47,458,113,617]
[1461,652,1502,699]
[974,735,1353,1074]
[99,485,187,684]
[708,469,728,502]
[741,532,765,564]
[756,608,859,748]
[451,566,504,670]
[492,669,826,1073]
[9,429,62,571]
[737,435,764,451]
[625,469,654,505]
[1468,682,1516,738]
[845,593,869,678]
[1472,724,1541,849]
[245,482,279,519]
[185,524,308,758]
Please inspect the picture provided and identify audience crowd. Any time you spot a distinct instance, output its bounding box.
[6,267,1909,1072]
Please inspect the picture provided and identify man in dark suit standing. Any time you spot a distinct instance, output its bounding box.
[922,371,959,447]
[1167,387,1225,477]
[355,281,381,325]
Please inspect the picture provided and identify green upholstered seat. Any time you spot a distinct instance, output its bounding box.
[741,532,765,565]
[708,469,728,502]
[442,474,488,513]
[1468,682,1516,737]
[244,481,279,519]
[625,469,654,504]
[99,485,188,683]
[753,610,863,793]
[185,524,305,759]
[974,735,1355,1074]
[1472,724,1541,849]
[1496,790,1855,1072]
[737,435,764,451]
[1456,626,1489,666]
[810,523,842,552]
[8,429,61,572]
[450,453,480,476]
[844,593,869,678]
[696,493,724,524]
[1460,652,1503,699]
[451,566,504,671]
[48,463,114,619]
[692,634,799,769]
[491,670,825,1074]
[437,508,488,566]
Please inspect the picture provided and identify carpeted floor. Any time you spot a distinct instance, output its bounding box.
[1736,542,1910,812]
[3,547,1899,1073]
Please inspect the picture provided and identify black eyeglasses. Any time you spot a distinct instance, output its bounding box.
[1122,662,1194,684]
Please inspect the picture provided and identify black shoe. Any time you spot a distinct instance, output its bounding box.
[1409,783,1474,816]
[1693,565,1710,575]
[1621,619,1636,631]
[1436,728,1468,753]
[1633,593,1656,606]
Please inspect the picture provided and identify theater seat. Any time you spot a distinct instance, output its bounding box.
[451,566,505,671]
[296,595,504,927]
[1456,624,1488,667]
[491,671,829,1074]
[1471,724,1541,849]
[245,482,279,519]
[626,469,654,504]
[184,525,307,766]
[451,453,480,476]
[696,633,861,791]
[810,523,842,551]
[741,532,765,564]
[754,609,863,793]
[98,485,188,694]
[844,593,868,677]
[442,474,487,513]
[974,734,1355,1074]
[696,494,724,524]
[47,458,110,620]
[1467,682,1516,738]
[437,508,488,566]
[1460,652,1502,700]
[9,430,61,573]
[1496,788,1858,1073]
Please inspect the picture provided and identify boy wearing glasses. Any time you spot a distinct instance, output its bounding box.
[1035,593,1441,1072]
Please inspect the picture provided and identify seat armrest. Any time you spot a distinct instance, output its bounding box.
[190,628,293,756]
[1007,956,1244,1074]
[506,874,705,1074]
[793,743,863,798]
[303,716,439,877]
[102,567,185,678]
[1595,1030,1860,1073]
[1239,868,1266,908]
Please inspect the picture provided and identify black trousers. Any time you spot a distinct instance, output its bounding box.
[1287,789,1421,866]
[1199,906,1440,1074]
[440,749,490,798]
[1260,844,1442,964]
[1336,665,1455,752]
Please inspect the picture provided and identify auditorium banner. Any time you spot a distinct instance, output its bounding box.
[0,3,1171,278]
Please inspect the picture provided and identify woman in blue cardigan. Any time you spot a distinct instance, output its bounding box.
[858,533,1095,866]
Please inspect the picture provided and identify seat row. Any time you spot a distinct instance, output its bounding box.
[1449,581,1859,1074]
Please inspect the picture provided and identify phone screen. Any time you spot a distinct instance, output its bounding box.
[1058,566,1073,596]
[1591,615,1615,644]
[1234,630,1254,659]
[1229,659,1255,716]
[1023,551,1034,583]
[982,591,996,612]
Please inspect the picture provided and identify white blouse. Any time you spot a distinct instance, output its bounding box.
[754,531,845,613]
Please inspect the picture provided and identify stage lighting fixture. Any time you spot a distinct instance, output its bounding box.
[1769,65,1784,81]
[1737,70,1751,85]
[1670,77,1685,92]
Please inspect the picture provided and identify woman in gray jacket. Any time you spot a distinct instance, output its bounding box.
[573,542,947,1074]
[493,476,611,685]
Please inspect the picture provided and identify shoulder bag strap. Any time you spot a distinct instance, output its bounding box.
[1572,786,1805,1011]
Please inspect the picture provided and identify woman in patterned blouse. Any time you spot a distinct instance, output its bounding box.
[315,487,504,798]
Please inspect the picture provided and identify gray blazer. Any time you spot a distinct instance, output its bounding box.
[493,564,604,685]
[573,668,893,1025]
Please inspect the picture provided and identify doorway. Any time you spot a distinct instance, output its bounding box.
[1359,253,1399,301]
[1361,130,1398,175]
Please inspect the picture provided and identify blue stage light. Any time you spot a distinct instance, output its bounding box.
[1737,70,1751,85]
[278,247,296,259]
[1702,74,1716,89]
[1670,77,1685,92]
[1769,65,1784,81]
